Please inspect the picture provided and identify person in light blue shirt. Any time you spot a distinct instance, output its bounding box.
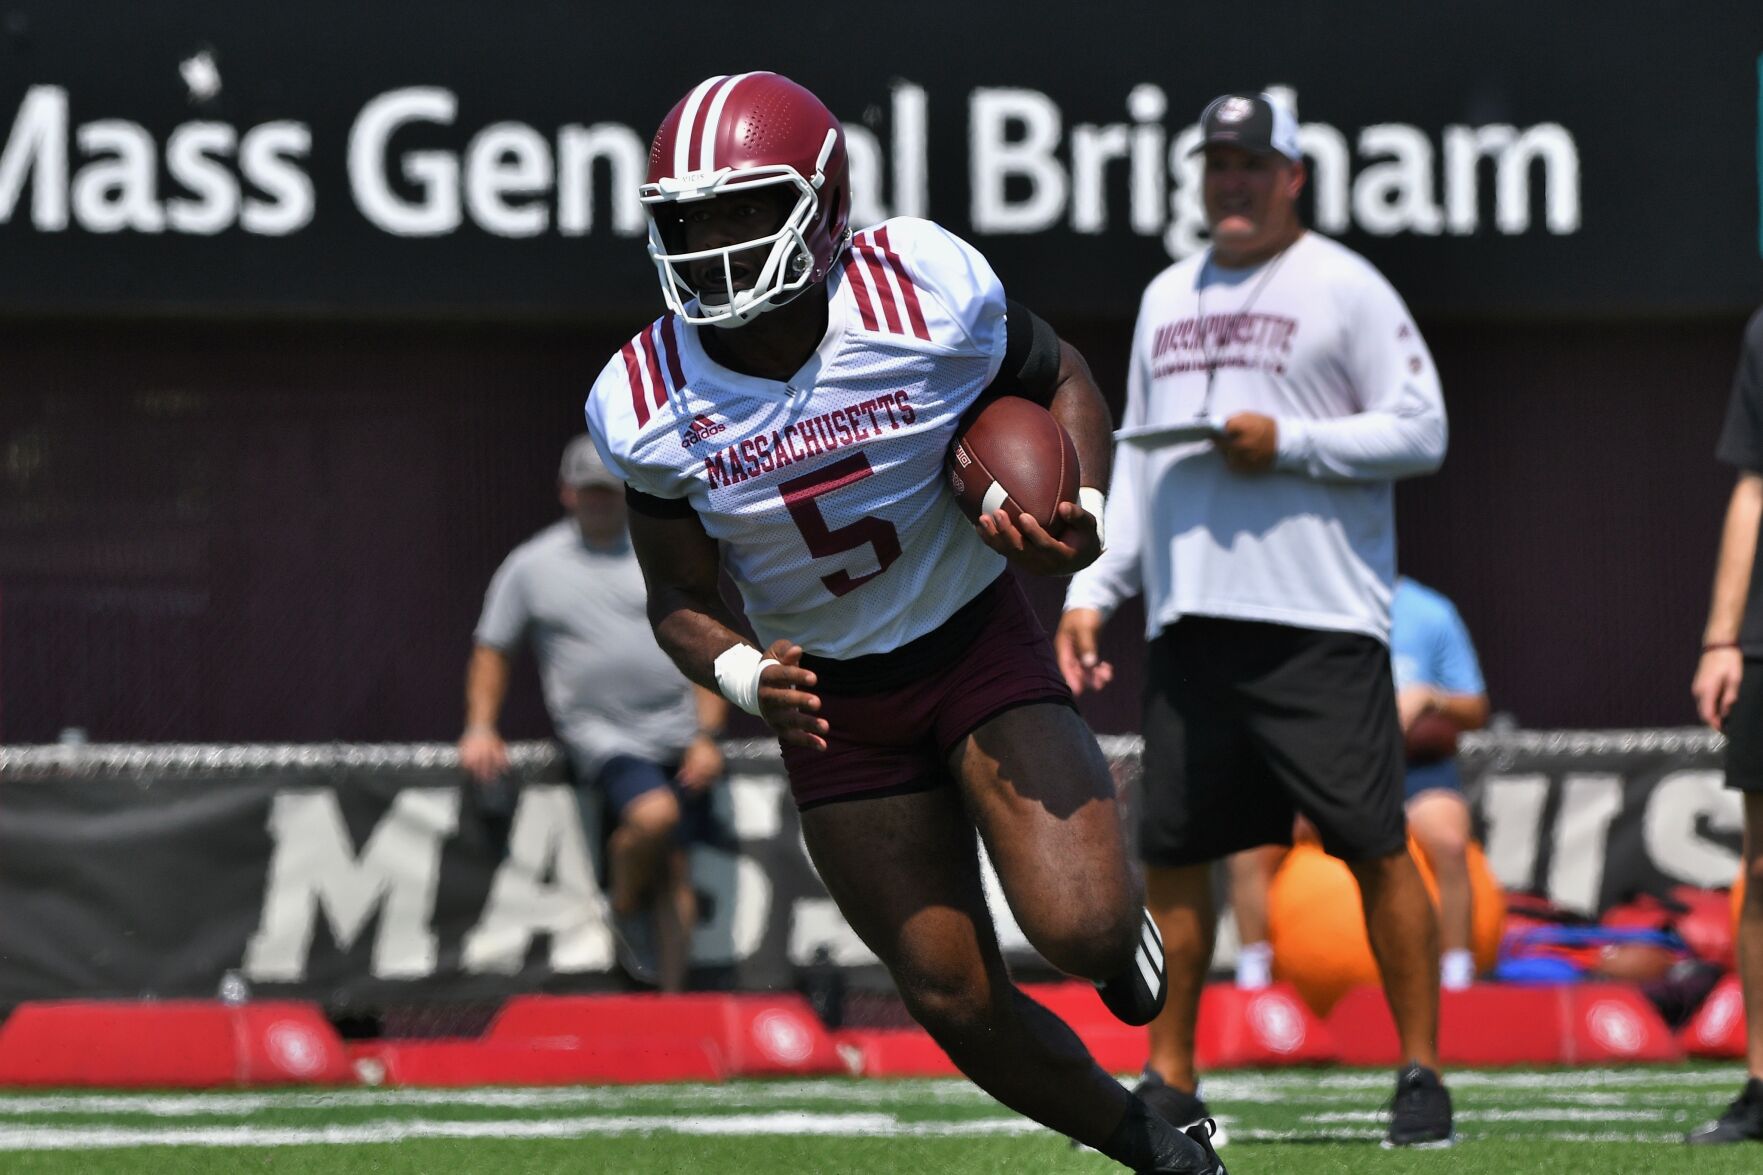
[1230,577,1489,995]
[1390,576,1489,991]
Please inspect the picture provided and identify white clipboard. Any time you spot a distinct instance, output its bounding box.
[1114,419,1226,448]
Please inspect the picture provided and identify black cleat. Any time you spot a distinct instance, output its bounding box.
[1686,1077,1763,1144]
[1098,908,1167,1026]
[1134,1066,1227,1143]
[1384,1063,1454,1148]
[1138,1118,1227,1174]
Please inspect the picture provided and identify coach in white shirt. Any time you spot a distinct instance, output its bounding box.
[1057,92,1452,1148]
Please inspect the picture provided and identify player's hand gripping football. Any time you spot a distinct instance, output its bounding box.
[758,639,828,751]
[975,499,1102,576]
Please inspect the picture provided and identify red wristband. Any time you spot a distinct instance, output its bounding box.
[1703,641,1740,653]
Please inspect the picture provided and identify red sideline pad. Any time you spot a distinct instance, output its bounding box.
[832,1028,959,1077]
[348,1037,722,1087]
[1680,973,1749,1058]
[0,1001,352,1087]
[490,993,842,1077]
[1327,983,1683,1067]
[1194,984,1337,1068]
[837,982,1337,1077]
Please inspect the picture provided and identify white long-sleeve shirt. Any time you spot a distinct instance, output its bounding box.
[1065,231,1446,644]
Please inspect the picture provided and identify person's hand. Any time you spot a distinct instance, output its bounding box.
[675,733,724,793]
[1216,412,1279,473]
[1692,646,1744,732]
[458,727,509,783]
[1055,607,1114,695]
[759,639,828,751]
[1396,685,1443,733]
[975,500,1102,576]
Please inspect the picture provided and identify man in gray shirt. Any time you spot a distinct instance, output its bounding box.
[459,434,727,991]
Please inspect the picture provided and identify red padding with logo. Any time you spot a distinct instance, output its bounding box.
[489,994,841,1077]
[347,1038,723,1086]
[0,1001,351,1087]
[1679,973,1749,1058]
[1327,983,1682,1066]
[1561,986,1682,1063]
[1194,984,1338,1068]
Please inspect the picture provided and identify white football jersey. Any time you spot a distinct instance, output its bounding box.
[586,218,1009,659]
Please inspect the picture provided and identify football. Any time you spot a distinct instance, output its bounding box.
[1404,709,1461,765]
[945,396,1080,533]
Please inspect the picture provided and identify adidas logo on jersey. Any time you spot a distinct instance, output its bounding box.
[680,414,727,447]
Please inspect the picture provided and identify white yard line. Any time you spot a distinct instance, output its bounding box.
[0,1067,1738,1125]
[1305,1108,1669,1123]
[0,1113,1046,1151]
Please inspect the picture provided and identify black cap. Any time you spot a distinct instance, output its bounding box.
[1192,92,1301,161]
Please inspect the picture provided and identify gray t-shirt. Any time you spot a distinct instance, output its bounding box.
[474,519,698,780]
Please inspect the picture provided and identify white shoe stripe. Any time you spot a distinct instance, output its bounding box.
[1135,941,1160,994]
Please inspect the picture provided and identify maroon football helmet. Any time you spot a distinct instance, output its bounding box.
[641,72,851,327]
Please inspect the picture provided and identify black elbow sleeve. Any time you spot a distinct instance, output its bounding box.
[989,299,1063,405]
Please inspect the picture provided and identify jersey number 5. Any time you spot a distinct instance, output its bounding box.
[779,453,902,597]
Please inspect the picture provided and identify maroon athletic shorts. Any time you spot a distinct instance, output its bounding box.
[781,573,1074,810]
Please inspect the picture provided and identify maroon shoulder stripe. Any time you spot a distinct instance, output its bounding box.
[843,254,881,331]
[638,325,668,412]
[659,315,687,392]
[873,226,931,341]
[619,341,650,427]
[854,237,905,335]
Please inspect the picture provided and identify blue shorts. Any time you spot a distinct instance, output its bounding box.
[1403,758,1464,802]
[590,754,713,845]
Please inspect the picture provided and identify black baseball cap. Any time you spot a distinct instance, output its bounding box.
[1192,92,1302,161]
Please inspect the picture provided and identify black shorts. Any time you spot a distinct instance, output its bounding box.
[1722,658,1763,793]
[1139,616,1407,866]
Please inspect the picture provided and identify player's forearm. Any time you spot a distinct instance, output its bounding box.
[464,646,511,732]
[1704,473,1763,644]
[1047,340,1114,491]
[648,585,757,694]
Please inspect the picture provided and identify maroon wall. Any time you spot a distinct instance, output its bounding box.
[0,313,1746,743]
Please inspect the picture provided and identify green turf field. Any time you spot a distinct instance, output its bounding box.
[0,1066,1756,1172]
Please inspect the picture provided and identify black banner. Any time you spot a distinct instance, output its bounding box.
[0,2,1758,319]
[0,731,1746,1009]
[1462,729,1744,916]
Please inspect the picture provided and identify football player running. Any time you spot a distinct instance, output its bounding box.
[585,72,1225,1174]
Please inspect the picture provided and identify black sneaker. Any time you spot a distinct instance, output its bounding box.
[1385,1063,1453,1147]
[1136,1067,1229,1146]
[1181,1119,1228,1175]
[1686,1077,1763,1144]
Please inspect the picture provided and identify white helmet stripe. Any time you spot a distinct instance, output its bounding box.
[697,71,759,173]
[672,75,728,176]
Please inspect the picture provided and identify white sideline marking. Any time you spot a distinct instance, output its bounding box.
[0,1113,1047,1151]
[0,1082,998,1117]
[1305,1108,1667,1124]
[0,1066,1740,1119]
[1231,1127,1684,1144]
[1202,1067,1746,1096]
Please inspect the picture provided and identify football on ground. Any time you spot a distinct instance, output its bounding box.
[946,396,1080,533]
